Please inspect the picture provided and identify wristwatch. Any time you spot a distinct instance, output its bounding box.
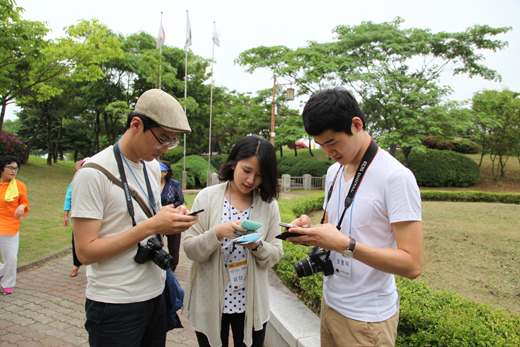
[252,241,264,252]
[341,237,356,258]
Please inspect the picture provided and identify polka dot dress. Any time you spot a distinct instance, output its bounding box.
[220,196,251,314]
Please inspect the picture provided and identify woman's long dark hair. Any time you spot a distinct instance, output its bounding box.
[218,136,279,202]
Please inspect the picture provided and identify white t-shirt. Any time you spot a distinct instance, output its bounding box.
[71,145,166,304]
[322,150,422,322]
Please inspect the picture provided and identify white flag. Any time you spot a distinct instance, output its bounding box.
[157,15,165,49]
[212,23,220,47]
[184,13,192,50]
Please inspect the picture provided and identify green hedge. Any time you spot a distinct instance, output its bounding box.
[421,190,520,204]
[276,193,520,345]
[278,156,332,178]
[407,149,480,187]
[170,155,216,189]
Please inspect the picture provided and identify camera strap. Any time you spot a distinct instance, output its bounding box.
[111,144,164,248]
[322,138,379,231]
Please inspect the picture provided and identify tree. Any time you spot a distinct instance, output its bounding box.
[236,18,511,165]
[471,89,520,179]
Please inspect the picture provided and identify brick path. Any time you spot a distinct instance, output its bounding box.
[0,246,199,347]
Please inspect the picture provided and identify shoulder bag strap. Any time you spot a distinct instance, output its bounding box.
[82,162,153,219]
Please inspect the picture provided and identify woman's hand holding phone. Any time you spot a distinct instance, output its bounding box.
[215,221,247,240]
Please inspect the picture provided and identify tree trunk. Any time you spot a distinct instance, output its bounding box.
[54,118,63,164]
[0,100,7,131]
[402,148,410,167]
[46,111,53,166]
[94,110,101,153]
[279,145,283,157]
[22,113,45,163]
[389,144,397,157]
[479,151,485,167]
[294,145,297,157]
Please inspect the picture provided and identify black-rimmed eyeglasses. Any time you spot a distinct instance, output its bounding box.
[5,165,19,172]
[147,126,179,150]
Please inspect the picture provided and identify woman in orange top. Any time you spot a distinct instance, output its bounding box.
[0,156,29,295]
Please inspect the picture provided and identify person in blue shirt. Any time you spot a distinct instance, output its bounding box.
[159,160,185,272]
[63,158,89,277]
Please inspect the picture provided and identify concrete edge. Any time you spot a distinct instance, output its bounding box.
[266,269,321,347]
[17,244,72,273]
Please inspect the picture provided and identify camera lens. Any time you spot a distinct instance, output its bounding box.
[293,258,318,278]
[152,250,174,270]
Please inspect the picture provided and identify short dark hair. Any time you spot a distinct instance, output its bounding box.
[125,112,159,131]
[218,135,279,202]
[302,87,366,136]
[0,155,21,173]
[159,160,173,181]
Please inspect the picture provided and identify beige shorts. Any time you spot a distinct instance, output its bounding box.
[320,296,399,347]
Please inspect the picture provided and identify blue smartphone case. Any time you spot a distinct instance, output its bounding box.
[241,220,263,231]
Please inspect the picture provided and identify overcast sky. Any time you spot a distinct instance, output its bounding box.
[6,0,519,120]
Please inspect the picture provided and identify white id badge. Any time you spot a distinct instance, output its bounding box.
[333,252,352,278]
[228,259,247,291]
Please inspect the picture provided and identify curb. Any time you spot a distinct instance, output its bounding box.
[17,244,72,273]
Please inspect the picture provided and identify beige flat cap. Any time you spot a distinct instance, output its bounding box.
[135,89,191,133]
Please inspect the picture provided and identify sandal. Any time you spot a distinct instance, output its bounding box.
[70,266,80,277]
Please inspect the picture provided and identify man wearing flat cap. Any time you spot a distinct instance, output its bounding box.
[71,89,197,346]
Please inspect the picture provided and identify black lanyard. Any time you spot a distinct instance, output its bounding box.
[322,138,378,231]
[113,144,155,227]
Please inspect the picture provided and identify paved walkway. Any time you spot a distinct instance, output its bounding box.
[0,246,199,347]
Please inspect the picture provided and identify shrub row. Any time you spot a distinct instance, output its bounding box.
[423,136,478,154]
[277,156,332,178]
[421,190,520,204]
[407,149,480,187]
[276,193,520,346]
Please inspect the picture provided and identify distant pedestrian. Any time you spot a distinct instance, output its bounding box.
[0,156,29,295]
[159,160,185,273]
[63,158,90,277]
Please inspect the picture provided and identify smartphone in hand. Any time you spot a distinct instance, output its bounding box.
[276,222,304,240]
[188,209,204,216]
[241,220,263,231]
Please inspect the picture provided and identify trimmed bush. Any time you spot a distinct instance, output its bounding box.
[423,136,479,154]
[276,193,520,345]
[278,157,332,177]
[162,146,184,164]
[452,137,479,154]
[423,136,455,151]
[170,155,216,189]
[277,157,304,177]
[209,155,227,173]
[407,149,480,187]
[421,190,520,204]
[0,130,26,159]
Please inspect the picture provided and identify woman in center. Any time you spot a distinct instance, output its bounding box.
[183,135,283,347]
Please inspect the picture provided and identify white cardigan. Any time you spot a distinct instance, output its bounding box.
[182,182,283,347]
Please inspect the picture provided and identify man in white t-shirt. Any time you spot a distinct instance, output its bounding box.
[287,88,423,347]
[71,89,198,347]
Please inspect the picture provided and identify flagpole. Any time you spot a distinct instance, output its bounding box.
[207,22,216,187]
[182,10,189,190]
[158,12,163,89]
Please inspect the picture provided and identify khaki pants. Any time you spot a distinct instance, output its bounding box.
[320,297,399,347]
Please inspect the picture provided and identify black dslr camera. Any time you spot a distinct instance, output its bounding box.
[293,247,334,278]
[134,236,173,270]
